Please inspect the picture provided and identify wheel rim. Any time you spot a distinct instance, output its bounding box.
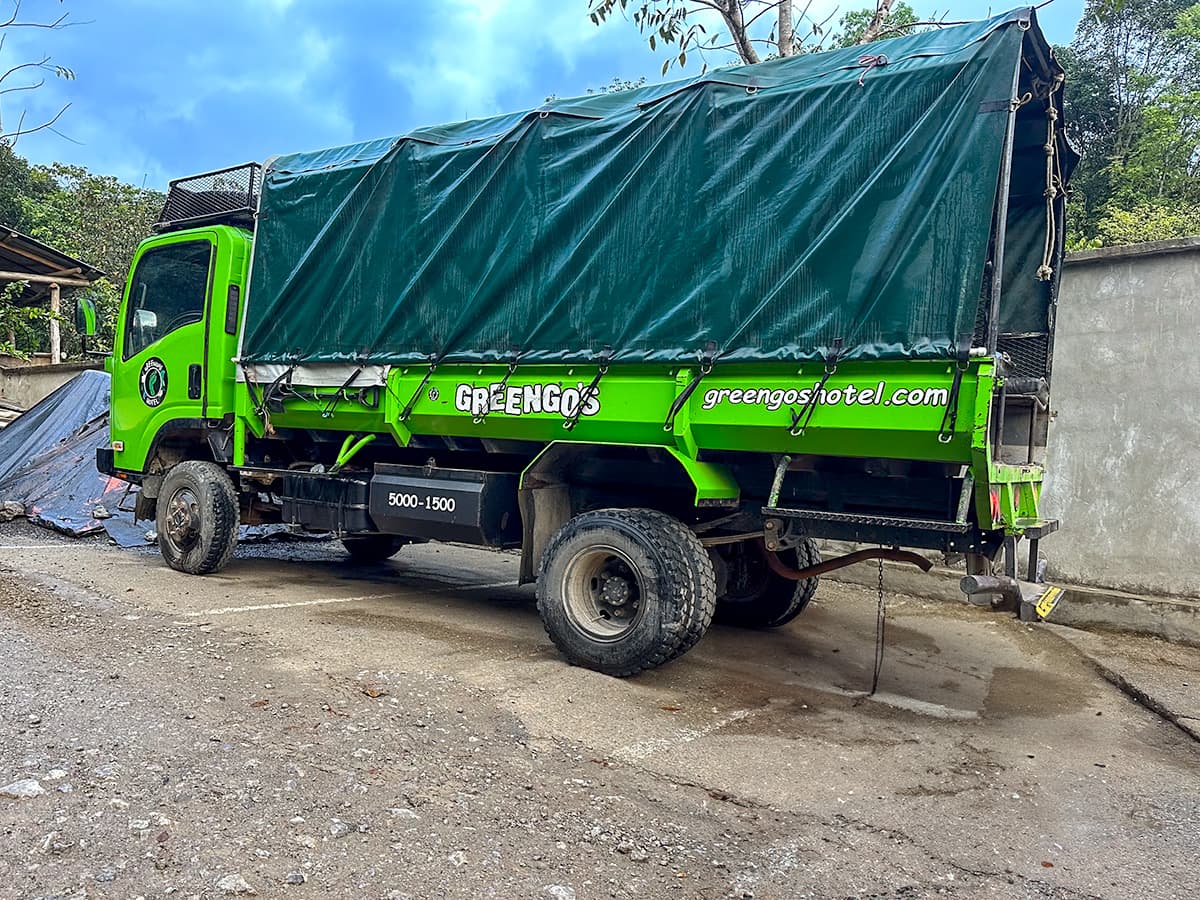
[164,487,201,552]
[560,544,645,641]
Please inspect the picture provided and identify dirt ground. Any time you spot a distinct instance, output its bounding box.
[0,522,1197,899]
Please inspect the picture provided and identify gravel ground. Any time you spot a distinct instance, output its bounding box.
[1,521,1198,899]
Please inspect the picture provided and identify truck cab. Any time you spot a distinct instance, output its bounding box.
[102,165,258,499]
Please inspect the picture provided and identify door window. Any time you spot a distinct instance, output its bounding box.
[123,240,213,359]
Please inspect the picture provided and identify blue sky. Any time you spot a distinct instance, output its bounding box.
[4,0,1083,190]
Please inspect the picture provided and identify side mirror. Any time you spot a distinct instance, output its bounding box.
[75,296,97,337]
[132,308,157,330]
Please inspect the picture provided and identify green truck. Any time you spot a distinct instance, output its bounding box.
[93,9,1074,675]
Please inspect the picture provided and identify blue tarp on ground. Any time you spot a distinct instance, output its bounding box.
[0,371,145,543]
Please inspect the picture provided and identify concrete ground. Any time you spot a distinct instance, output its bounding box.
[1,523,1198,899]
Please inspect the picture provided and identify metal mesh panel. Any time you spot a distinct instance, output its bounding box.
[997,332,1048,379]
[157,163,261,231]
[972,295,989,346]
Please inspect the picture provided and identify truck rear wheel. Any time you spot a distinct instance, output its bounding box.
[713,538,820,628]
[536,508,716,677]
[342,535,408,563]
[157,460,239,575]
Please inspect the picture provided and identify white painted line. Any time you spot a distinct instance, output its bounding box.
[612,708,757,763]
[0,544,92,550]
[428,579,519,593]
[183,581,521,617]
[186,594,396,616]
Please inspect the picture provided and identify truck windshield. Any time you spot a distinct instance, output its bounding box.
[123,239,213,360]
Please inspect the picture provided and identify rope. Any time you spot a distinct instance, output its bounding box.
[475,349,523,425]
[397,356,439,423]
[788,338,843,437]
[1036,75,1066,283]
[936,362,968,444]
[320,365,363,419]
[856,54,888,87]
[564,347,611,432]
[663,349,715,432]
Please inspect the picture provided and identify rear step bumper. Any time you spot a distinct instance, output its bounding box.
[761,506,996,554]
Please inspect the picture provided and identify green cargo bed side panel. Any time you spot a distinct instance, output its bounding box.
[241,10,1060,369]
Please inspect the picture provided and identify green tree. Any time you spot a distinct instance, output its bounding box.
[1062,0,1200,245]
[829,2,924,48]
[19,163,163,354]
[586,0,897,73]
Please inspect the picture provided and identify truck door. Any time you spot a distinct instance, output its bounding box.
[110,232,216,472]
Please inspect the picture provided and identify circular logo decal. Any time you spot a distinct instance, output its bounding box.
[428,387,440,402]
[139,357,168,407]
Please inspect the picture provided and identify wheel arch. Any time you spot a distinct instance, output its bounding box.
[134,419,234,523]
[516,441,739,583]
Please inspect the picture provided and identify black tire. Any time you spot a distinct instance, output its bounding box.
[536,508,716,677]
[157,460,239,575]
[713,537,820,628]
[342,534,408,563]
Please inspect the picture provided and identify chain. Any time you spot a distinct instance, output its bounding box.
[870,554,886,696]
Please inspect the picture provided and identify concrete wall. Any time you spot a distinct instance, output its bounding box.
[0,361,102,409]
[1042,237,1200,598]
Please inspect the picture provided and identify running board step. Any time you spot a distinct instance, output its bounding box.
[761,506,989,554]
[762,507,971,532]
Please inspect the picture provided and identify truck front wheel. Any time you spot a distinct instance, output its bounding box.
[536,508,716,677]
[713,538,820,628]
[157,460,239,575]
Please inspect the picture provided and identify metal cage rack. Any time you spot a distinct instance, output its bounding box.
[155,162,262,233]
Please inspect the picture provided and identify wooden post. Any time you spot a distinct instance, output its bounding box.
[49,281,61,364]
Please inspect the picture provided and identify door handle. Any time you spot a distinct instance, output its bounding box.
[188,364,202,400]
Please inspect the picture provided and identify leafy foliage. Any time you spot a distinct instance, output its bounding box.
[0,280,55,358]
[587,0,847,72]
[829,2,923,48]
[588,75,648,94]
[0,152,162,358]
[1062,0,1200,246]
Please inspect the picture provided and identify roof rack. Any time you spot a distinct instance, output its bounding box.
[154,162,262,233]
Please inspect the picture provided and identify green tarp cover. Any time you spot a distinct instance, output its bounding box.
[241,9,1062,367]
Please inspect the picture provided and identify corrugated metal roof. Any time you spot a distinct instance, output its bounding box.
[0,226,106,305]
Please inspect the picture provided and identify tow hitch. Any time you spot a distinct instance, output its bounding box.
[960,574,1064,622]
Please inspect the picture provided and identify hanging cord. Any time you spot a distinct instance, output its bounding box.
[1036,74,1066,282]
[250,363,297,436]
[663,347,715,432]
[789,339,843,437]
[870,554,887,696]
[252,364,295,416]
[396,355,440,423]
[936,360,968,444]
[856,54,888,86]
[320,365,364,419]
[564,346,611,432]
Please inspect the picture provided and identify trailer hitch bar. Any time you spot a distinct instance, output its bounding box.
[758,541,933,581]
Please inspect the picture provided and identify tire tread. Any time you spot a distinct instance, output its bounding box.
[536,507,716,677]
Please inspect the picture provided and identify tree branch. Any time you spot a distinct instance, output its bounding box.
[3,101,69,147]
[857,0,895,45]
